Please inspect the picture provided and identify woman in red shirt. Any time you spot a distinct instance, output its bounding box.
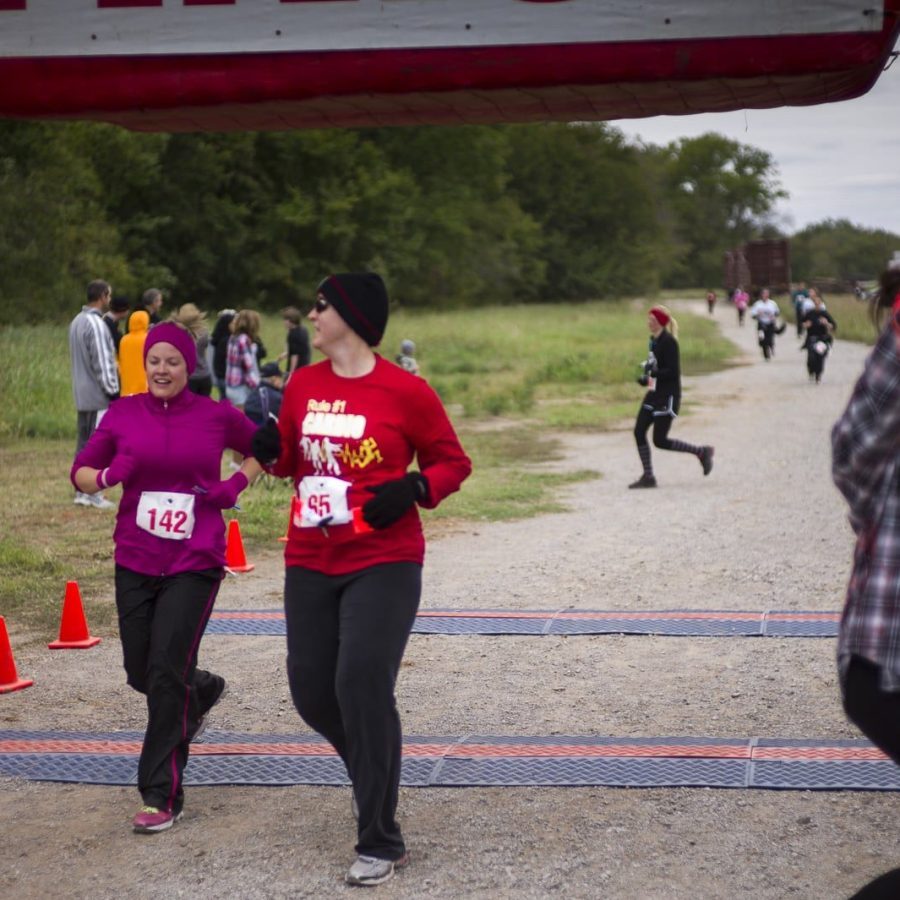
[254,273,471,887]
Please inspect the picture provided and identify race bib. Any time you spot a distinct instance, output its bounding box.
[298,476,352,527]
[136,491,195,541]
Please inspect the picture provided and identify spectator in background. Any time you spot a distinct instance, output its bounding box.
[396,339,420,376]
[832,267,900,784]
[104,295,130,353]
[706,289,717,315]
[210,309,236,401]
[225,309,262,470]
[170,303,213,397]
[225,309,262,410]
[279,306,311,383]
[119,311,151,397]
[69,278,119,510]
[140,288,164,325]
[126,288,164,333]
[244,361,284,426]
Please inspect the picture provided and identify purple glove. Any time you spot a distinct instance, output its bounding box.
[202,472,249,510]
[97,452,137,490]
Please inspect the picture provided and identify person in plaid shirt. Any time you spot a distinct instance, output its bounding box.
[832,266,900,763]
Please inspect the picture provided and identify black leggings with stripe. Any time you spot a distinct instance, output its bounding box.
[115,565,224,814]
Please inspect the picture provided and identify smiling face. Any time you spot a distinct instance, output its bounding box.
[145,341,188,400]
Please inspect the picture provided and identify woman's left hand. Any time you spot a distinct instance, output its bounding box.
[362,472,429,529]
[201,472,249,510]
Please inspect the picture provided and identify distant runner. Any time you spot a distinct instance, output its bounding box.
[629,305,714,489]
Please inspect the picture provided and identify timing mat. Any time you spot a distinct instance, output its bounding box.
[2,731,896,791]
[206,609,840,637]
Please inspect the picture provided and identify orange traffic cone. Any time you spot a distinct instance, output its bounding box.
[225,519,255,573]
[48,581,101,649]
[278,497,299,543]
[0,616,33,694]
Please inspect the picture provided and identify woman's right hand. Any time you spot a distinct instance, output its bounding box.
[252,418,282,466]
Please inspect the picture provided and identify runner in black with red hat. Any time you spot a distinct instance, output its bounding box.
[629,305,714,489]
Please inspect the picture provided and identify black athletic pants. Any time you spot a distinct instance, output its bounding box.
[115,565,224,814]
[284,562,422,862]
[75,410,100,455]
[634,405,677,452]
[758,322,776,359]
[842,655,900,766]
[806,344,828,379]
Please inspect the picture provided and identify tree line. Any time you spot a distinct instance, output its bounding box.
[0,119,896,324]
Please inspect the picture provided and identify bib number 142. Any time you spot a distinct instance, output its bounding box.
[146,506,189,535]
[136,491,196,541]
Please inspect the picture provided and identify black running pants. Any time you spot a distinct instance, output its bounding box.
[115,565,224,814]
[842,655,900,766]
[284,562,421,862]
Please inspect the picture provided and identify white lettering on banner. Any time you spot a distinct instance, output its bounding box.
[0,1,879,58]
[302,411,366,440]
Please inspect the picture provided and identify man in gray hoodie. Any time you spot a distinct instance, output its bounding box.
[69,279,120,509]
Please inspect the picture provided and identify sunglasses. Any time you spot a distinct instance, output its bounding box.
[313,297,330,313]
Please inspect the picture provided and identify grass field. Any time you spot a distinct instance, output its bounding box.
[1,299,737,635]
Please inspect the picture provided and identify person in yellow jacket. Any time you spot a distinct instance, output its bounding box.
[119,311,150,396]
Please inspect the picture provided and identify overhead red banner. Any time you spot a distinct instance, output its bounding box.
[0,0,897,131]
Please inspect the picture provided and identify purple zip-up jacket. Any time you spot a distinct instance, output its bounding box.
[71,388,257,576]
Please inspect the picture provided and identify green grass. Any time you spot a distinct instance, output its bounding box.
[0,299,735,635]
[385,300,736,427]
[809,293,880,345]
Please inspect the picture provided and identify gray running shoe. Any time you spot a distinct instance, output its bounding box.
[87,492,115,510]
[73,492,92,507]
[345,853,409,887]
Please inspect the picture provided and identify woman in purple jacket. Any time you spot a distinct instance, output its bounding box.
[71,322,261,834]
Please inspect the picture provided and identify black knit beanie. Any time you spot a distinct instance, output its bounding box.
[317,273,389,347]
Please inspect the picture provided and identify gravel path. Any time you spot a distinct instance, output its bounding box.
[2,301,893,899]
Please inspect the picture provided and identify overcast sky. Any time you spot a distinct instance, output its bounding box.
[613,62,900,236]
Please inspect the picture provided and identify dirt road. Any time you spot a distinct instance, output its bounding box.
[2,301,893,899]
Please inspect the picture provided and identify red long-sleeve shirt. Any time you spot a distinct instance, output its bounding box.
[271,356,471,574]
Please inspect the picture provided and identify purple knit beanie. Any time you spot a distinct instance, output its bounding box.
[143,322,197,375]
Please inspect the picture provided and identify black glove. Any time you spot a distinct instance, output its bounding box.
[252,418,282,466]
[362,472,429,530]
[637,374,650,387]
